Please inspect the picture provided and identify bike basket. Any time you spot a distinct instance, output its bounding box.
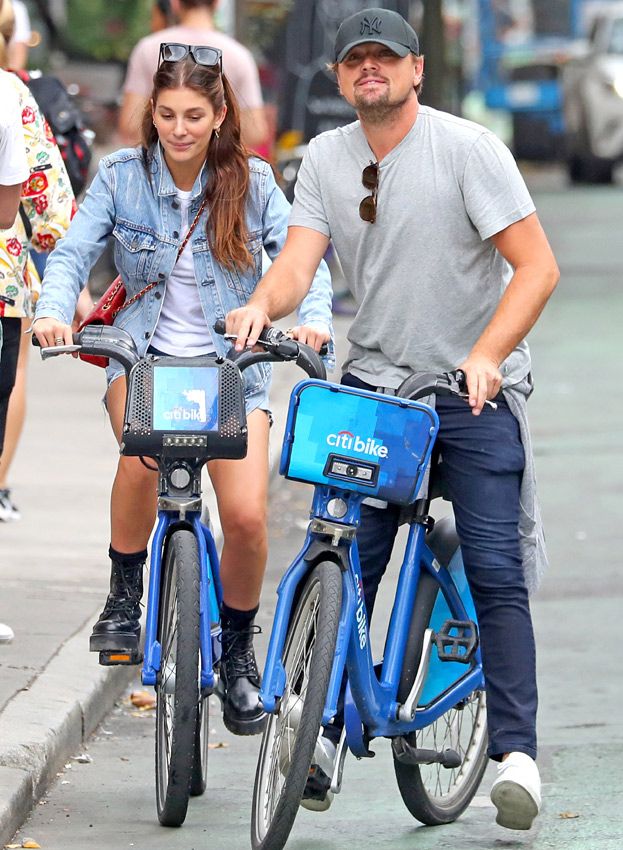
[280,380,439,505]
[121,355,247,460]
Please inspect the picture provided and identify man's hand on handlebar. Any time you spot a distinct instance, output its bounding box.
[31,317,75,354]
[225,306,271,352]
[457,351,502,416]
[225,307,330,355]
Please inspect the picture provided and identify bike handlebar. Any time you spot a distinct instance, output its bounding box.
[396,369,467,401]
[213,319,326,381]
[33,321,327,381]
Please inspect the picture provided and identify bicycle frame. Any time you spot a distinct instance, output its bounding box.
[141,508,223,690]
[259,482,485,757]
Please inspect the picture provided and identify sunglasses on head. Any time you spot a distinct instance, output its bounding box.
[359,162,379,223]
[158,42,223,73]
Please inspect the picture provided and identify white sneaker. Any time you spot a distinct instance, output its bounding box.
[0,489,20,522]
[490,752,541,830]
[0,622,15,644]
[300,734,336,812]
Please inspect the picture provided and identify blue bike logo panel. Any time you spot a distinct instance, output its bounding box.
[282,381,438,504]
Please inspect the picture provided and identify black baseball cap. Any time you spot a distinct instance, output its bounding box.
[334,7,420,63]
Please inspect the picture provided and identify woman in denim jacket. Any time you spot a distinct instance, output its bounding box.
[33,45,333,735]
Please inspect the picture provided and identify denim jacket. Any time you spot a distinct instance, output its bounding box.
[35,145,334,410]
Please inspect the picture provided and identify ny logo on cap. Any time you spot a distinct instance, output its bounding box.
[360,16,382,36]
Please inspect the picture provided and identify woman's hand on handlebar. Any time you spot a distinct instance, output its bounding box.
[287,322,330,353]
[225,305,270,352]
[31,317,74,352]
[458,351,502,416]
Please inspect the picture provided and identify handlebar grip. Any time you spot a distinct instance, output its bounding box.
[213,319,288,347]
[396,369,467,401]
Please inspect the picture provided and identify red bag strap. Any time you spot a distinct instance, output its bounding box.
[112,196,209,319]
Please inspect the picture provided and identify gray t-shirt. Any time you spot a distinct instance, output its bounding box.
[289,105,536,388]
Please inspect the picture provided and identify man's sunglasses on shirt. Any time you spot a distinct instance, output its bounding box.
[360,162,379,223]
[158,42,223,73]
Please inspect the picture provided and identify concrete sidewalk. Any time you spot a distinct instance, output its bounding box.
[0,316,349,846]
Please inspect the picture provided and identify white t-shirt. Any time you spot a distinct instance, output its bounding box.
[10,0,32,44]
[151,190,216,357]
[0,70,28,186]
[123,25,263,112]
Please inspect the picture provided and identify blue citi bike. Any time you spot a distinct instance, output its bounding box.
[251,370,488,850]
[36,323,326,829]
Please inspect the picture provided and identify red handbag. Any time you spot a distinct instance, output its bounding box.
[77,276,155,368]
[77,198,208,368]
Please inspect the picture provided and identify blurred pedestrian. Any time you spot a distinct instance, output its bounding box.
[151,0,174,32]
[118,0,268,150]
[0,53,29,642]
[7,0,30,69]
[0,31,76,522]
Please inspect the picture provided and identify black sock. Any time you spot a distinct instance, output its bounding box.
[109,545,148,568]
[221,603,259,631]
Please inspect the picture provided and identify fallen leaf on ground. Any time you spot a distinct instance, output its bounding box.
[559,812,580,819]
[130,690,156,710]
[207,741,229,749]
[72,753,92,764]
[5,843,21,848]
[22,840,42,848]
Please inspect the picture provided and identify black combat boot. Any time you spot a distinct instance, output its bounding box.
[220,605,266,735]
[89,547,147,653]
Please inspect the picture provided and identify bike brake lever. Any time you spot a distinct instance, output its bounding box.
[457,391,498,410]
[40,344,81,359]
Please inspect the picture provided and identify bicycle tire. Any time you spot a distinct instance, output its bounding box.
[155,529,200,827]
[189,694,209,796]
[393,567,488,825]
[251,561,342,850]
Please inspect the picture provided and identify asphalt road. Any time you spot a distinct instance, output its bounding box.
[9,164,623,850]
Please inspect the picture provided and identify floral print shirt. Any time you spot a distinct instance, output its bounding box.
[0,73,76,319]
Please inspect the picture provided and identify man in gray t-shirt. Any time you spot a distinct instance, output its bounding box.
[226,7,559,832]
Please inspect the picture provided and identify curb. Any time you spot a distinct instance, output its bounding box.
[0,616,134,846]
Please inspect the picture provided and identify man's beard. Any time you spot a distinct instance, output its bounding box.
[354,89,411,125]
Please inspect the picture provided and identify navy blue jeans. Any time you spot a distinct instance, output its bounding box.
[338,374,537,761]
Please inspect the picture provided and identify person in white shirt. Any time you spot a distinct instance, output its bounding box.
[0,64,29,644]
[7,0,31,69]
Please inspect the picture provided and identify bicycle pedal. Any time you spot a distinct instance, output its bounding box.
[392,737,462,768]
[304,763,332,801]
[434,619,478,663]
[98,650,143,666]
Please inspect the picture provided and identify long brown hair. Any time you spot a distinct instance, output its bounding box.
[142,56,252,272]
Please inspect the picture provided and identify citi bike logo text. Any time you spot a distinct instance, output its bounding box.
[326,430,388,458]
[162,389,207,423]
[355,575,367,650]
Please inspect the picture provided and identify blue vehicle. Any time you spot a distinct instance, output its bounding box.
[251,372,487,850]
[477,0,588,159]
[36,323,326,829]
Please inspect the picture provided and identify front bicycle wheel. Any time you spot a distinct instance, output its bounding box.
[393,689,488,825]
[251,561,342,850]
[189,693,209,796]
[155,529,200,827]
